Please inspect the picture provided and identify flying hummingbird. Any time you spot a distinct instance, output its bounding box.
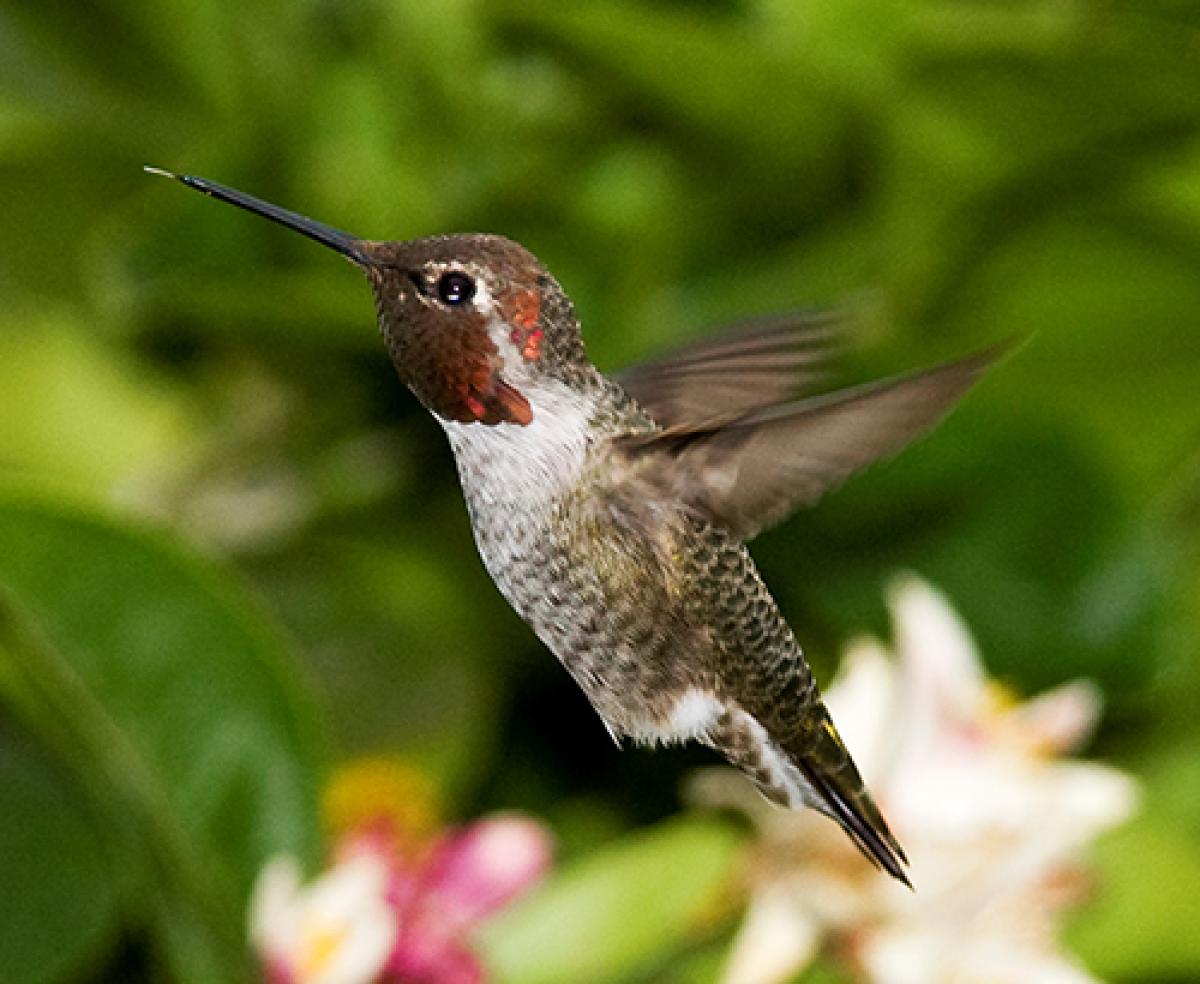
[149,166,999,885]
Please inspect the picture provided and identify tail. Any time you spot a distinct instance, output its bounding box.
[710,703,910,887]
[788,709,910,886]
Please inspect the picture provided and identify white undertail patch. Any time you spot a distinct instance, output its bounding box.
[732,708,821,811]
[624,689,724,746]
[665,689,725,741]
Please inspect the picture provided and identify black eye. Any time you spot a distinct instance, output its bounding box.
[437,271,476,305]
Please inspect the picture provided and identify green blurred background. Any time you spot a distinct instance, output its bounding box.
[2,0,1199,981]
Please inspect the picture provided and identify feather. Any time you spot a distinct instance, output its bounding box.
[620,345,1004,540]
[615,311,844,429]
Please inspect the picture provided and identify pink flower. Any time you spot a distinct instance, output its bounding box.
[250,762,552,984]
[384,816,553,984]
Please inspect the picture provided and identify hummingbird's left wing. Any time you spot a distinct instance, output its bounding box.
[619,346,1001,541]
[615,311,843,429]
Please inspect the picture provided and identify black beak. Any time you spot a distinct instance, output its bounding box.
[145,166,373,266]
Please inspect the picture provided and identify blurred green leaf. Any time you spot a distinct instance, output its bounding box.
[268,533,507,795]
[479,816,742,984]
[0,739,123,984]
[1068,806,1200,978]
[0,314,201,496]
[0,493,325,978]
[493,0,842,210]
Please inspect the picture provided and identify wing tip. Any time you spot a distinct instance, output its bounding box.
[941,335,1024,384]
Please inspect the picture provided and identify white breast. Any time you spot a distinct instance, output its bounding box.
[441,379,594,508]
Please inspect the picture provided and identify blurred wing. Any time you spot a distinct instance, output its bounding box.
[621,347,1001,540]
[615,311,843,429]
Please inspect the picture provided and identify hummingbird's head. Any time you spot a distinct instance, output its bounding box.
[361,235,586,427]
[146,169,587,427]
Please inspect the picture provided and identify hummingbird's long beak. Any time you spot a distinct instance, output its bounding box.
[144,166,373,266]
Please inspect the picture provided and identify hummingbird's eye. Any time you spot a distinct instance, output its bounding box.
[436,270,476,306]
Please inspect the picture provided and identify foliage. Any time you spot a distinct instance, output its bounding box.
[1,0,1199,980]
[0,496,323,981]
[480,817,740,984]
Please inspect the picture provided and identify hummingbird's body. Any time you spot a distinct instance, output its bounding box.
[151,170,1002,885]
[437,336,902,873]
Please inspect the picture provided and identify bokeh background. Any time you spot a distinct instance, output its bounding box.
[2,1,1199,981]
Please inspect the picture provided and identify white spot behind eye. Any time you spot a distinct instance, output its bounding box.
[471,275,496,316]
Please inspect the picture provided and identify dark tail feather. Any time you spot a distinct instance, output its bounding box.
[787,707,911,887]
[798,760,912,888]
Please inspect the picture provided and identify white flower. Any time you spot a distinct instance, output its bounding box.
[249,852,397,984]
[694,576,1139,984]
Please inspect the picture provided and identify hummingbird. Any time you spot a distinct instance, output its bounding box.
[149,166,999,886]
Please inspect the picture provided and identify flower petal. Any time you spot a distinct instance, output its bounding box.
[824,638,899,780]
[249,853,398,984]
[720,881,820,984]
[304,898,397,984]
[388,935,484,984]
[1039,762,1140,850]
[861,925,1108,984]
[420,815,552,929]
[1003,680,1103,756]
[249,855,305,960]
[889,574,985,714]
[304,854,394,924]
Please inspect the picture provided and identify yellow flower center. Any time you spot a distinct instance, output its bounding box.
[983,680,1018,717]
[322,757,439,852]
[298,919,345,979]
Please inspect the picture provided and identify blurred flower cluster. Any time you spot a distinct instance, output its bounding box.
[693,577,1139,984]
[249,759,552,984]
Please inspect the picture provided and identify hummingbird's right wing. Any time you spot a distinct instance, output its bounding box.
[619,347,1001,541]
[615,311,843,430]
